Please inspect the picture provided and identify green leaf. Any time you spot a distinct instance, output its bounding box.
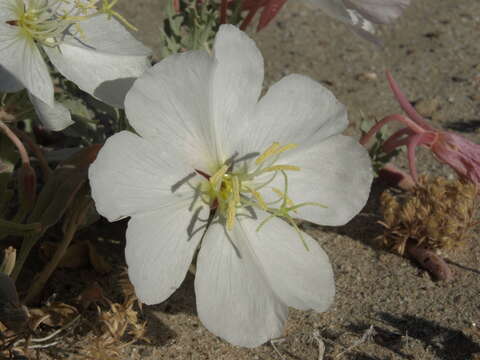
[28,144,102,230]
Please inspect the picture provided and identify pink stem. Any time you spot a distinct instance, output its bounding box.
[406,242,453,281]
[382,128,416,153]
[386,71,434,131]
[360,114,425,147]
[240,0,266,30]
[220,0,228,24]
[240,8,256,30]
[173,0,180,13]
[12,128,51,181]
[0,121,29,166]
[406,133,423,182]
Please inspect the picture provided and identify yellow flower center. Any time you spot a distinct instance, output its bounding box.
[197,142,326,250]
[7,0,136,46]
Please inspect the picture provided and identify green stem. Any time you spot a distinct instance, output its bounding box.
[24,195,90,304]
[11,234,40,281]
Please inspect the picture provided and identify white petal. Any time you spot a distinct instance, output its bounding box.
[28,93,73,131]
[304,0,352,23]
[44,43,150,108]
[59,14,151,56]
[195,221,288,347]
[0,23,53,105]
[228,74,347,157]
[212,25,264,161]
[126,203,207,305]
[269,134,373,226]
[310,0,409,43]
[240,211,335,312]
[0,65,23,92]
[345,0,410,24]
[125,51,216,170]
[305,0,379,43]
[89,131,202,222]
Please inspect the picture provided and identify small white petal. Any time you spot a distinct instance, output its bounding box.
[126,203,207,305]
[89,131,202,222]
[28,93,73,131]
[212,25,264,161]
[345,0,410,24]
[44,43,150,108]
[125,51,216,169]
[270,134,373,226]
[0,24,53,105]
[229,74,347,157]
[304,0,378,42]
[195,221,288,348]
[60,14,151,56]
[241,211,335,312]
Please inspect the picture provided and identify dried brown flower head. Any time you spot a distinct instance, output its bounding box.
[380,176,478,254]
[79,275,147,359]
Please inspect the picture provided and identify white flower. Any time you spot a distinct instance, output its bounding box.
[0,0,151,130]
[306,0,410,43]
[89,25,373,347]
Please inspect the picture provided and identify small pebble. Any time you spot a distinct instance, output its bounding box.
[415,98,441,117]
[356,72,378,81]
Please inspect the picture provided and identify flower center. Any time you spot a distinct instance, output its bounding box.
[7,0,136,46]
[197,142,326,249]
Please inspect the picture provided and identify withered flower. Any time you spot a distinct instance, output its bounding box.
[361,72,480,185]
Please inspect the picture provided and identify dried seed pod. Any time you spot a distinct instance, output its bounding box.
[380,176,478,280]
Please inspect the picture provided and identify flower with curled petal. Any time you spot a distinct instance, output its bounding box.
[238,0,409,44]
[89,25,372,347]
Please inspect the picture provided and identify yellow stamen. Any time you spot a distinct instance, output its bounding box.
[276,143,298,155]
[261,165,300,173]
[232,176,240,203]
[209,164,228,189]
[226,199,236,230]
[255,142,280,165]
[246,186,268,210]
[272,187,294,208]
[255,142,298,165]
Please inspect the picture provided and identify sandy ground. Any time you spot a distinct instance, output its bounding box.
[109,1,480,359]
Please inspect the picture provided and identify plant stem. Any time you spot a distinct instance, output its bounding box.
[12,128,51,181]
[24,195,90,304]
[0,120,29,166]
[406,242,453,281]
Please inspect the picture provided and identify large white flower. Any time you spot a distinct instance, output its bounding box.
[306,0,410,43]
[0,0,151,130]
[89,25,373,347]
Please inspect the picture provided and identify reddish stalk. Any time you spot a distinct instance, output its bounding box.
[0,121,29,166]
[12,128,51,181]
[220,0,229,24]
[386,72,434,130]
[406,242,453,281]
[360,114,426,147]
